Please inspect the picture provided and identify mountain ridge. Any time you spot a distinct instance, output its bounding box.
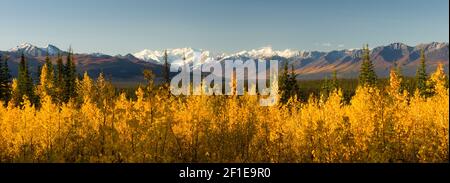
[0,42,448,84]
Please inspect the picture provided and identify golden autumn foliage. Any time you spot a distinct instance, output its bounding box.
[0,67,448,163]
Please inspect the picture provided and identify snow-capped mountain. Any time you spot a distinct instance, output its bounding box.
[133,46,349,66]
[230,46,300,59]
[9,43,63,57]
[47,44,62,55]
[134,47,224,69]
[416,42,448,51]
[7,43,113,58]
[134,46,303,65]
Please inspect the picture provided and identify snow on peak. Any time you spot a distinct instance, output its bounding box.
[232,46,300,59]
[9,43,44,56]
[134,46,305,67]
[133,49,160,61]
[45,44,62,55]
[277,49,299,58]
[248,46,276,58]
[427,42,448,50]
[9,43,38,52]
[9,43,62,56]
[133,48,219,69]
[388,42,408,50]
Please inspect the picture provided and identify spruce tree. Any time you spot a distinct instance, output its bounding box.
[163,50,170,86]
[358,44,377,87]
[63,48,77,102]
[416,49,428,96]
[323,71,339,97]
[45,50,54,83]
[0,55,12,103]
[279,62,299,103]
[279,61,290,103]
[288,65,299,97]
[331,71,338,90]
[36,64,42,84]
[321,76,331,98]
[52,52,64,103]
[17,53,35,105]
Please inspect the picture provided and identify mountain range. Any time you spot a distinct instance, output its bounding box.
[0,42,448,86]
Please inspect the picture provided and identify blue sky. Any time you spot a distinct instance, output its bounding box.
[0,0,448,55]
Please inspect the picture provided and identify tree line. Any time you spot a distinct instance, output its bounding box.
[0,48,76,106]
[277,44,445,103]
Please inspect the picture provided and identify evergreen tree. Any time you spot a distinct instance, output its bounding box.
[55,52,64,85]
[321,76,331,98]
[331,70,339,90]
[45,50,54,83]
[279,62,290,103]
[162,50,170,86]
[358,44,377,87]
[63,48,77,102]
[320,71,339,99]
[323,71,339,98]
[288,65,299,96]
[279,62,299,103]
[54,52,64,102]
[416,49,428,96]
[36,64,42,84]
[17,53,35,105]
[0,54,12,104]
